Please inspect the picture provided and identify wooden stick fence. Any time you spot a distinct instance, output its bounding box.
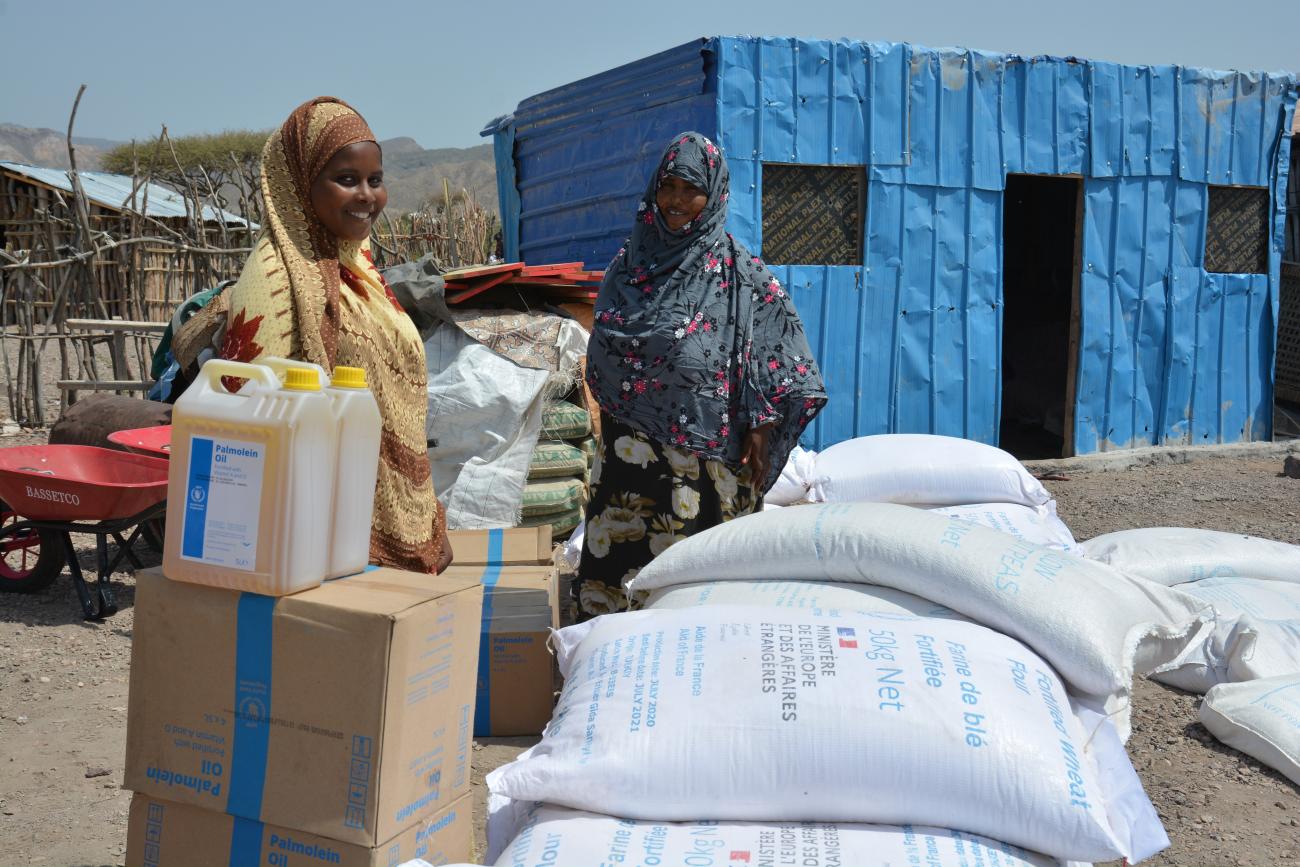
[0,87,255,427]
[1,87,497,428]
[370,184,499,270]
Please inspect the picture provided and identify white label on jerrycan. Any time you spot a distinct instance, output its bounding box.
[180,435,265,570]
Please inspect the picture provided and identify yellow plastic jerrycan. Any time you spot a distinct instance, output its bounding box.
[163,359,338,595]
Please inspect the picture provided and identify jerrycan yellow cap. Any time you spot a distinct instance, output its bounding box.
[282,368,322,392]
[331,365,367,389]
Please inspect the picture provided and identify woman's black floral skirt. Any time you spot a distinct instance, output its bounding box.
[575,412,761,620]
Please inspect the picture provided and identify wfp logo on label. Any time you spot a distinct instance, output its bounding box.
[190,485,206,504]
[238,694,267,725]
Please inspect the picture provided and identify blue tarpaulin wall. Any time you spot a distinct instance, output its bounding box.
[487,36,1298,454]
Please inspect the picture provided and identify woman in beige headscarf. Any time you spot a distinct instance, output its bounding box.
[175,96,451,573]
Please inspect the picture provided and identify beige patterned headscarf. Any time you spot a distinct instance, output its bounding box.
[176,96,444,572]
[219,96,377,368]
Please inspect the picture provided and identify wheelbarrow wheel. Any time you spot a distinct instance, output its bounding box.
[0,499,67,593]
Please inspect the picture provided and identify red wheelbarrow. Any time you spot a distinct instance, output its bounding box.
[0,445,168,620]
[107,425,172,459]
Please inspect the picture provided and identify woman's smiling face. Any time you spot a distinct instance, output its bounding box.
[656,174,708,232]
[309,141,387,242]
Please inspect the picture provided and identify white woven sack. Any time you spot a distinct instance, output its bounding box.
[1151,577,1300,692]
[628,503,1211,734]
[809,434,1051,508]
[557,522,584,573]
[1080,527,1300,585]
[490,804,1065,867]
[1227,618,1300,683]
[930,502,1079,553]
[767,445,819,505]
[1199,675,1300,787]
[487,606,1169,863]
[644,579,968,621]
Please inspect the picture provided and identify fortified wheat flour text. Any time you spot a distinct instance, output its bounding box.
[487,606,1168,863]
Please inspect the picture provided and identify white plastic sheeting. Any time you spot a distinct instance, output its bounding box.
[425,318,588,530]
[425,321,548,529]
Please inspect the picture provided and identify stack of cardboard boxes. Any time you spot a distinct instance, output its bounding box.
[123,566,485,866]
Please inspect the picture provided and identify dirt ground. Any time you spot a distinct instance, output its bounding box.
[1045,457,1300,867]
[1,410,1298,865]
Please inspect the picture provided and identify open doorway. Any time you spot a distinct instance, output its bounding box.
[1275,137,1300,440]
[1277,263,1300,440]
[1000,174,1082,459]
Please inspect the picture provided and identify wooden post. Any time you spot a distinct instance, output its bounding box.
[110,329,130,383]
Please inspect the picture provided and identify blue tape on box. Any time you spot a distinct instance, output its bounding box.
[227,593,276,819]
[473,529,505,736]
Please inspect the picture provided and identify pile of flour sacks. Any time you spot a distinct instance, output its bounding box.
[426,433,1300,867]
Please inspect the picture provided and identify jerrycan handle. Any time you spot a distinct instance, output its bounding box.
[261,356,329,388]
[198,359,281,395]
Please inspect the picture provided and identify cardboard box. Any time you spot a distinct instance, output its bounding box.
[447,526,551,566]
[442,564,558,629]
[125,792,472,866]
[125,568,482,847]
[442,563,558,737]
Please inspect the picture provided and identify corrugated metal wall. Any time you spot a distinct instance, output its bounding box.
[504,40,717,267]
[1073,66,1295,451]
[711,36,1297,452]
[491,36,1298,454]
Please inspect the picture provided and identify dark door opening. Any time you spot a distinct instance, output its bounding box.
[1277,262,1300,440]
[1000,174,1082,459]
[1275,137,1300,441]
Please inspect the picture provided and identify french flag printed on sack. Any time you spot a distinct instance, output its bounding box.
[837,626,858,649]
[730,853,751,864]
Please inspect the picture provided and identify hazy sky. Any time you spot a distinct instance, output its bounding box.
[2,0,1295,150]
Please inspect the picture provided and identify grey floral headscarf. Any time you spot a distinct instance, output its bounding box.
[586,132,827,491]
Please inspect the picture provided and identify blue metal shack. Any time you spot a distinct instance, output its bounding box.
[484,37,1299,456]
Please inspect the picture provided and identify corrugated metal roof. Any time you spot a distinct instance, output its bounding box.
[499,39,716,265]
[0,161,252,226]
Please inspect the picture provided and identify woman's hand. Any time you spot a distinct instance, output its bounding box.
[436,530,454,573]
[433,497,454,574]
[739,422,774,488]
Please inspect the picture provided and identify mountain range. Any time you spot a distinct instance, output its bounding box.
[0,124,499,215]
[0,123,118,170]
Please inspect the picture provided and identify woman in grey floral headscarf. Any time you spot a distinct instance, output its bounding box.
[577,132,827,619]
